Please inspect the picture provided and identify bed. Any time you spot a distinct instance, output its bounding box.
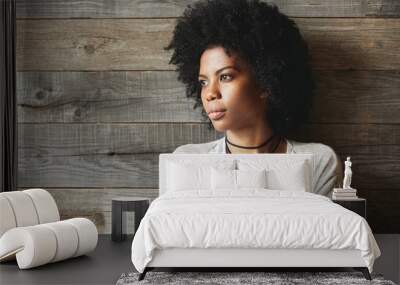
[131,153,381,281]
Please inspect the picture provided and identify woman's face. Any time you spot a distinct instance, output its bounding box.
[198,46,267,132]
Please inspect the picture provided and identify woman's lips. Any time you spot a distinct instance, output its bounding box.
[208,110,226,120]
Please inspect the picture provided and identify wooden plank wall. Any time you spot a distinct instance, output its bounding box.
[16,0,400,233]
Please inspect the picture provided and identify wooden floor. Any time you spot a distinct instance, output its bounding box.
[0,234,398,285]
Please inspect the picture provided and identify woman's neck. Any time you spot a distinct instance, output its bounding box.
[225,126,286,154]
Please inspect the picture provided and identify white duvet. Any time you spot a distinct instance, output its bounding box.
[131,190,381,273]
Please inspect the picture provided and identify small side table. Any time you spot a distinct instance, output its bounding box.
[112,197,151,242]
[332,197,366,219]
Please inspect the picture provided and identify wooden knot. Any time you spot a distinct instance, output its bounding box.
[84,44,95,54]
[35,90,45,100]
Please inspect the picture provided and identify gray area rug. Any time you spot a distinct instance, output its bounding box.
[116,271,397,285]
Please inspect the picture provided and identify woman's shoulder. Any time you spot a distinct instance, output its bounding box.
[287,139,337,158]
[172,137,224,154]
[288,139,343,196]
[287,139,341,175]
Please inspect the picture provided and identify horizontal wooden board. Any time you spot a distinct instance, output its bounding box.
[17,70,400,124]
[18,152,159,188]
[17,71,203,123]
[290,123,400,147]
[19,123,399,157]
[18,123,220,158]
[15,0,400,18]
[14,187,397,234]
[16,18,400,71]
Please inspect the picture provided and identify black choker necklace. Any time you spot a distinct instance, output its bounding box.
[225,135,281,154]
[225,134,275,149]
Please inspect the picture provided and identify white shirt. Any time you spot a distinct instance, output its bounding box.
[173,137,342,198]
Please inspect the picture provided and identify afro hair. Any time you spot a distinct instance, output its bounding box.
[164,0,315,136]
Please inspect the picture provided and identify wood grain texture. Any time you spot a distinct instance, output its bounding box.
[367,0,400,17]
[16,19,175,71]
[15,0,400,18]
[48,188,158,211]
[17,71,204,123]
[16,18,400,71]
[18,123,400,191]
[311,70,400,124]
[50,188,158,234]
[18,152,159,188]
[17,70,400,124]
[18,123,219,157]
[17,123,220,188]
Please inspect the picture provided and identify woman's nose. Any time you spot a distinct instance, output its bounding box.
[206,92,218,101]
[205,83,221,101]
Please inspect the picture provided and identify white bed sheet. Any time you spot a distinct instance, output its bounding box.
[131,190,380,273]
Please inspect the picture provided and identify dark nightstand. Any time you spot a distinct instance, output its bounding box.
[111,197,151,242]
[332,197,366,219]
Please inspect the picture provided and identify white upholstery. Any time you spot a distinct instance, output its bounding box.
[0,226,57,268]
[1,191,40,227]
[0,196,17,237]
[24,188,60,223]
[64,218,98,257]
[0,189,98,269]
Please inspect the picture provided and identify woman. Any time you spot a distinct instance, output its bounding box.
[164,0,342,197]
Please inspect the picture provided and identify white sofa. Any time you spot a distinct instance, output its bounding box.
[0,188,98,269]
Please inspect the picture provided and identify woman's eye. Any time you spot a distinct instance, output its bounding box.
[220,74,232,81]
[198,75,232,87]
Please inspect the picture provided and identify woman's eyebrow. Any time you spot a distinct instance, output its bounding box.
[198,65,238,78]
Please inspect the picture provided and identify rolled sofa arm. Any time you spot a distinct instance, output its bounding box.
[0,218,98,269]
[0,188,60,237]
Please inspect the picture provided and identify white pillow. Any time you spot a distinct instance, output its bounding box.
[266,164,308,192]
[167,162,210,191]
[237,159,311,192]
[236,169,267,189]
[211,168,267,191]
[167,159,235,192]
[211,168,236,190]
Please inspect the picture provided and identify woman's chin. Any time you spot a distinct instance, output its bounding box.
[211,120,229,132]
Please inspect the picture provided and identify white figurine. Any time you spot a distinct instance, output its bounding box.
[343,157,353,189]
